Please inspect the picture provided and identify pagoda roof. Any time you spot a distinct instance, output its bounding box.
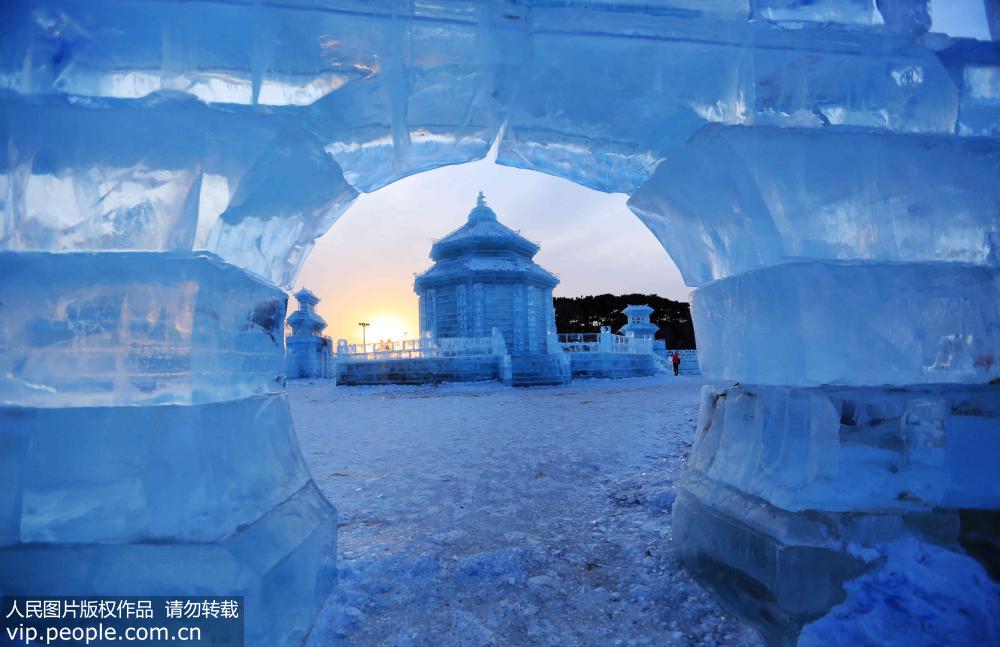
[415,192,559,291]
[287,309,327,335]
[622,304,654,316]
[415,255,559,288]
[429,192,540,261]
[294,288,320,306]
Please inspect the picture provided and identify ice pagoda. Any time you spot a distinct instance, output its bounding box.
[619,304,668,358]
[414,193,569,385]
[619,304,659,339]
[286,288,333,378]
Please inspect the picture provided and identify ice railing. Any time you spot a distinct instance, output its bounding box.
[335,328,508,362]
[558,328,654,355]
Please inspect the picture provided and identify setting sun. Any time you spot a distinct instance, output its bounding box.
[364,314,411,344]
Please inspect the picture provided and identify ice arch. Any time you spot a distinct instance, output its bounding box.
[1,1,998,644]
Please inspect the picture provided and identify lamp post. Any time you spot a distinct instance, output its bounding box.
[358,321,370,348]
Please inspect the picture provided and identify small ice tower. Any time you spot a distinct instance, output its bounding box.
[619,304,659,339]
[286,288,332,378]
[413,192,560,355]
[619,304,667,356]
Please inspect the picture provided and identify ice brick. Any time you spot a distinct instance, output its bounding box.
[0,481,336,646]
[500,7,957,192]
[0,252,286,408]
[691,261,1000,385]
[0,393,310,544]
[628,125,1000,286]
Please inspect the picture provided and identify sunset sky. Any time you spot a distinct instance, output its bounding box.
[294,150,688,345]
[294,2,990,345]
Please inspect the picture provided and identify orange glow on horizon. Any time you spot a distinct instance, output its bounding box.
[363,314,412,344]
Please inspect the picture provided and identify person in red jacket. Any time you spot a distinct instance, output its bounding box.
[671,350,681,376]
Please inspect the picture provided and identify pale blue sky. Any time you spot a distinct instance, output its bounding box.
[296,3,992,344]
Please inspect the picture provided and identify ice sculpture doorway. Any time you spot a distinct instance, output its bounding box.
[2,2,998,646]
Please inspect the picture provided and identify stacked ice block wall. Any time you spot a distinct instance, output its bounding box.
[621,5,1000,642]
[0,2,518,643]
[1,0,997,644]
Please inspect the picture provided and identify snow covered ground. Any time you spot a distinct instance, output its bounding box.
[291,375,764,646]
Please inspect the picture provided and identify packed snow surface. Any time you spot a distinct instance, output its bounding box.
[799,538,1000,647]
[291,375,763,645]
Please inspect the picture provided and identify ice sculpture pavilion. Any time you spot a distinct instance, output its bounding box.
[1,0,998,645]
[286,288,334,379]
[619,305,659,340]
[414,192,570,385]
[618,304,668,357]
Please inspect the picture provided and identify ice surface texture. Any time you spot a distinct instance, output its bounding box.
[0,392,337,645]
[0,394,309,545]
[0,100,358,288]
[2,1,996,282]
[692,261,1000,385]
[0,249,339,643]
[689,383,1000,513]
[1,1,997,645]
[628,125,1000,287]
[0,252,287,407]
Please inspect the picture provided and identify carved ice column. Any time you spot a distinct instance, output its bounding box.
[0,98,356,645]
[629,124,1000,643]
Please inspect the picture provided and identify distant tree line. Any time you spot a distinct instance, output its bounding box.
[553,293,696,348]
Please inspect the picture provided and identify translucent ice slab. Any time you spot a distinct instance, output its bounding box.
[628,125,1000,286]
[0,98,358,288]
[691,261,1000,386]
[689,383,1000,513]
[1,482,336,646]
[499,7,957,192]
[0,1,516,196]
[0,251,287,408]
[0,393,311,545]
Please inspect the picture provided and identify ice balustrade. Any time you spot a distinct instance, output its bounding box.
[335,330,506,362]
[1,0,998,644]
[557,332,655,355]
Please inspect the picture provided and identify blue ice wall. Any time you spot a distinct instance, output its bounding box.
[1,1,997,644]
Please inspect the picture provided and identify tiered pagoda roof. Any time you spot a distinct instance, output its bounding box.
[414,193,559,290]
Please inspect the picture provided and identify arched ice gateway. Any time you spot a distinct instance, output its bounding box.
[0,1,998,644]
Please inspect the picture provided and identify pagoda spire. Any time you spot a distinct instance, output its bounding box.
[477,191,486,207]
